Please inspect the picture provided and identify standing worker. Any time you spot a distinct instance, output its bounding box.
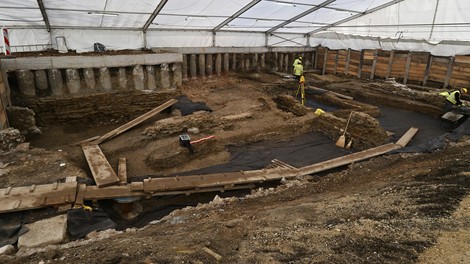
[293,60,303,82]
[292,56,302,74]
[439,88,468,112]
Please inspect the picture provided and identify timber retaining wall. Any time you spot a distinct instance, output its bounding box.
[316,47,470,88]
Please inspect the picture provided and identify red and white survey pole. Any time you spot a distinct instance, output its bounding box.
[2,27,11,56]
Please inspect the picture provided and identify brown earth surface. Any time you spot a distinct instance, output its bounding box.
[1,72,470,263]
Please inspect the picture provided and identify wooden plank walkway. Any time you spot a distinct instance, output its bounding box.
[90,99,177,145]
[0,182,77,213]
[0,127,419,214]
[81,144,120,187]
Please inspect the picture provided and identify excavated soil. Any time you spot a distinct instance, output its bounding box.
[1,72,469,263]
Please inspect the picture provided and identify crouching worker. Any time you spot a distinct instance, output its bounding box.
[439,88,467,112]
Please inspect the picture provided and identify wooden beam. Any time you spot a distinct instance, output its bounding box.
[444,57,454,88]
[423,53,432,86]
[300,127,417,175]
[118,158,127,185]
[386,50,395,79]
[314,49,318,70]
[82,144,120,187]
[322,49,328,75]
[75,184,87,205]
[403,52,412,84]
[344,49,351,75]
[307,86,354,100]
[333,51,339,75]
[370,49,378,80]
[358,50,365,79]
[90,99,177,145]
[83,185,145,200]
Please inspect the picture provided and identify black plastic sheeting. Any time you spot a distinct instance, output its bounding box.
[395,117,470,153]
[172,96,212,116]
[179,132,352,176]
[374,105,469,153]
[67,209,116,240]
[0,212,28,247]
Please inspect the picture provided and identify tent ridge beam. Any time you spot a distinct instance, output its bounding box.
[264,0,361,14]
[307,0,405,35]
[143,0,168,33]
[212,0,262,32]
[36,0,51,32]
[266,0,336,34]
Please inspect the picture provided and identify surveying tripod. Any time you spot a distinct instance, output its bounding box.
[295,75,306,106]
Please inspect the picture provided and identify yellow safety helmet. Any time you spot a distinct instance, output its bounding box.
[462,88,468,94]
[298,56,302,60]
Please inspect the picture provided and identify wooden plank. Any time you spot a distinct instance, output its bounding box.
[403,52,412,84]
[307,86,353,100]
[396,127,419,147]
[433,57,451,64]
[370,50,378,80]
[0,182,77,213]
[142,169,296,192]
[386,50,395,79]
[71,136,100,147]
[454,55,470,64]
[271,159,297,169]
[118,158,127,185]
[301,127,417,175]
[83,185,145,200]
[82,183,256,200]
[298,143,401,175]
[90,99,177,145]
[444,57,455,88]
[81,144,120,187]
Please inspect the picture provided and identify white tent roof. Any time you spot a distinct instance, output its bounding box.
[1,0,470,55]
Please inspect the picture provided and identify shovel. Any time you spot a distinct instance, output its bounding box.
[335,111,353,148]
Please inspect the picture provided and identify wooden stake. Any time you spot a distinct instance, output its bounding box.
[386,50,395,79]
[202,247,222,261]
[403,52,412,84]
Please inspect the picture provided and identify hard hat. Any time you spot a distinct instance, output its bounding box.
[462,88,468,94]
[299,56,302,60]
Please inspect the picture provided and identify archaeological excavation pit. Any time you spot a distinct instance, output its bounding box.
[1,49,463,236]
[1,2,470,262]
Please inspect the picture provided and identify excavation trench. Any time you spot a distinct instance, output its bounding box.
[1,73,455,242]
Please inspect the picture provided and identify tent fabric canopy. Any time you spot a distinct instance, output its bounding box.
[1,0,470,55]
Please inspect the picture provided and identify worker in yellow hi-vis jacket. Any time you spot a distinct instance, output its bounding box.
[293,61,303,82]
[439,88,468,112]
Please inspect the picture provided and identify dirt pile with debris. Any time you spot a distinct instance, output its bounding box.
[1,72,469,263]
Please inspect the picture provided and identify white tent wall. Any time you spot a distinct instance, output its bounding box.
[50,29,144,53]
[310,31,470,57]
[215,32,265,47]
[310,32,381,51]
[324,0,470,43]
[146,31,212,47]
[0,28,51,53]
